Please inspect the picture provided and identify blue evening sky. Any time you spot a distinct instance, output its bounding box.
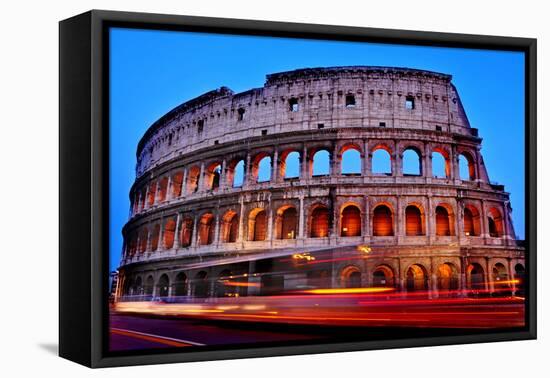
[110,28,525,272]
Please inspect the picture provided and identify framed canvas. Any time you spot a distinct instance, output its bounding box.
[59,10,537,368]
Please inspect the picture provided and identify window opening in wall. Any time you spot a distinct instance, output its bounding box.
[317,123,324,129]
[403,148,421,176]
[312,150,330,176]
[435,125,442,132]
[405,96,415,110]
[237,107,245,121]
[345,94,356,108]
[261,129,268,136]
[379,122,386,127]
[197,120,204,134]
[372,149,391,175]
[288,98,299,112]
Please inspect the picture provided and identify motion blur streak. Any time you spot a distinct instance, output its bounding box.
[113,291,525,329]
[301,288,395,294]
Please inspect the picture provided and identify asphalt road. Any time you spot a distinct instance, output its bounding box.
[109,314,322,351]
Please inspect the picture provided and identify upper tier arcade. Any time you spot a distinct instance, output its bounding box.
[135,66,474,177]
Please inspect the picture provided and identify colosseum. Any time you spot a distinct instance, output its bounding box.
[115,66,525,301]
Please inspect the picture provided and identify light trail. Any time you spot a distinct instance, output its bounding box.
[110,328,205,347]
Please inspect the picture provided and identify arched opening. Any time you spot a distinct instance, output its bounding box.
[405,205,424,236]
[171,172,183,198]
[260,274,284,296]
[179,217,193,247]
[227,159,245,188]
[435,205,453,236]
[138,228,148,253]
[372,147,392,175]
[252,153,272,183]
[186,166,200,194]
[198,213,215,245]
[173,272,187,297]
[493,262,510,295]
[163,217,176,249]
[514,264,525,296]
[134,276,143,296]
[341,266,362,288]
[215,270,233,297]
[310,205,330,238]
[463,205,481,236]
[126,234,137,256]
[157,177,169,202]
[341,146,362,175]
[276,206,298,239]
[150,224,160,251]
[406,264,428,291]
[248,209,267,241]
[307,269,330,288]
[459,153,476,181]
[437,263,459,293]
[372,265,395,287]
[403,148,422,176]
[205,163,222,191]
[221,210,239,243]
[139,188,146,211]
[488,207,504,237]
[280,150,300,179]
[144,276,154,296]
[193,271,208,298]
[340,205,362,237]
[147,181,157,207]
[157,274,170,298]
[312,149,330,176]
[123,277,135,296]
[373,204,394,236]
[432,150,450,178]
[467,263,485,291]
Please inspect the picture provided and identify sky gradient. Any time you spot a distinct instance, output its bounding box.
[110,27,525,272]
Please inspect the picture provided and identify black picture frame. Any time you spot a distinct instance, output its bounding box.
[59,9,537,368]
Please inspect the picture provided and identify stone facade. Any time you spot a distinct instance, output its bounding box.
[116,66,525,301]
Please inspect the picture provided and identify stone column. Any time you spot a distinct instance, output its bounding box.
[451,145,459,181]
[427,196,434,243]
[457,200,465,240]
[396,197,404,238]
[271,149,279,183]
[213,212,220,246]
[191,216,198,248]
[173,213,181,249]
[363,140,371,176]
[237,196,245,244]
[301,145,308,180]
[144,185,150,209]
[298,196,305,238]
[485,257,493,293]
[267,204,274,241]
[182,168,188,197]
[244,151,252,188]
[166,175,172,201]
[424,143,432,178]
[158,218,165,251]
[145,228,152,252]
[199,161,206,191]
[480,199,488,239]
[508,258,517,295]
[460,256,467,297]
[364,196,370,237]
[220,159,227,189]
[430,257,438,298]
[332,144,340,176]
